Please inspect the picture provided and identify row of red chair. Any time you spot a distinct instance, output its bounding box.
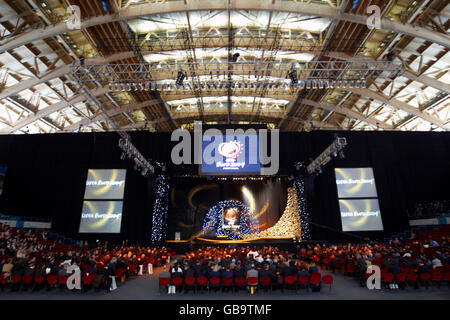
[365,271,450,289]
[159,273,334,294]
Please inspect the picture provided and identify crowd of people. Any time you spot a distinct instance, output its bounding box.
[408,200,450,218]
[161,230,449,292]
[1,220,449,294]
[0,223,172,292]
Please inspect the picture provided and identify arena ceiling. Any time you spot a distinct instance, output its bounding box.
[0,0,448,134]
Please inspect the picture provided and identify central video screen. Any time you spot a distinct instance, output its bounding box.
[167,178,287,240]
[200,133,260,175]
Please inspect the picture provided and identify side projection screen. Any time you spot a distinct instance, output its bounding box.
[338,199,383,232]
[78,201,123,233]
[84,169,126,199]
[335,168,378,198]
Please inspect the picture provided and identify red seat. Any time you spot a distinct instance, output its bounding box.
[47,275,57,285]
[407,273,418,283]
[115,268,126,278]
[420,273,431,281]
[382,273,394,284]
[346,263,356,275]
[197,276,208,286]
[321,274,333,292]
[82,274,95,286]
[172,277,183,287]
[159,277,170,287]
[11,274,21,284]
[209,277,221,286]
[247,277,258,286]
[396,273,407,283]
[0,273,9,285]
[34,275,45,284]
[184,277,195,286]
[234,277,246,287]
[310,272,321,285]
[444,272,450,282]
[222,277,233,287]
[58,276,68,285]
[432,271,442,282]
[23,275,33,284]
[285,275,296,285]
[259,276,271,287]
[297,276,308,285]
[128,264,138,274]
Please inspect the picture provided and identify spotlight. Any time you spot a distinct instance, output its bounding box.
[100,0,109,12]
[306,80,311,89]
[176,71,186,86]
[79,55,85,66]
[299,80,305,89]
[288,70,298,85]
[232,53,240,62]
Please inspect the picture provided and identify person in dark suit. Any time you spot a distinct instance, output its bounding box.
[233,264,245,278]
[259,264,274,282]
[183,265,195,278]
[221,267,233,279]
[105,257,117,293]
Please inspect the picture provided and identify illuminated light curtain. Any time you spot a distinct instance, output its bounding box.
[294,177,310,240]
[151,174,170,243]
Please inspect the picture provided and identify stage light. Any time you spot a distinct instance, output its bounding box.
[299,80,305,89]
[231,53,240,62]
[100,0,109,12]
[306,80,311,89]
[176,71,186,87]
[79,55,85,66]
[288,70,298,85]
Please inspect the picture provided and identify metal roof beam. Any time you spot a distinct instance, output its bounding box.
[1,0,449,53]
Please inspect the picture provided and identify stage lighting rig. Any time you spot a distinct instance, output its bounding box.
[307,136,347,175]
[176,71,186,87]
[288,69,298,85]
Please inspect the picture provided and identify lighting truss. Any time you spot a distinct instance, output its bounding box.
[72,60,404,84]
[106,79,368,91]
[73,68,154,177]
[307,136,347,175]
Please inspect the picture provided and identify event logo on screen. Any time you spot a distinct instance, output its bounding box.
[201,134,260,175]
[170,121,280,175]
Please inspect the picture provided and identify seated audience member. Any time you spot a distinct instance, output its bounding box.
[246,264,258,279]
[170,263,183,278]
[159,265,171,279]
[233,264,245,278]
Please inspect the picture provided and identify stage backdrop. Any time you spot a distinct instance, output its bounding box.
[0,130,448,242]
[167,178,287,240]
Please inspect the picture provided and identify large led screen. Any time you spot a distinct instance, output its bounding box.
[335,168,378,198]
[200,134,260,175]
[84,169,126,199]
[339,199,384,232]
[78,201,123,233]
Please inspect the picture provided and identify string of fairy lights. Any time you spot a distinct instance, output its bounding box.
[150,174,170,243]
[293,177,311,240]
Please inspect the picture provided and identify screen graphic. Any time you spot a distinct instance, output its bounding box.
[222,207,241,230]
[335,168,378,198]
[339,199,383,231]
[200,134,260,175]
[78,201,123,233]
[84,169,126,199]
